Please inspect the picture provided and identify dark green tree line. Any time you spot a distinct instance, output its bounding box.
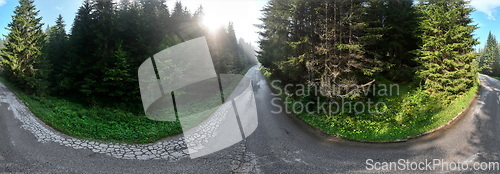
[258,0,478,102]
[1,0,256,105]
[258,0,421,100]
[44,15,68,92]
[478,32,500,76]
[309,0,381,99]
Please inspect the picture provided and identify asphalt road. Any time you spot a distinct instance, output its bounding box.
[0,67,499,173]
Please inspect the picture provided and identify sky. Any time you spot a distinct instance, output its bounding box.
[469,0,500,49]
[0,0,499,49]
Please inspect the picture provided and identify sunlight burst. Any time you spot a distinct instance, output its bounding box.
[202,14,225,32]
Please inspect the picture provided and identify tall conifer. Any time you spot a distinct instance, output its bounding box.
[1,0,47,94]
[416,0,479,101]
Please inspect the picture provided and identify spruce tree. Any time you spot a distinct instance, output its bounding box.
[284,1,319,84]
[79,0,117,98]
[101,42,135,99]
[61,0,94,92]
[117,0,147,67]
[478,32,499,76]
[171,1,193,40]
[258,0,382,98]
[364,0,420,82]
[308,0,378,99]
[140,0,170,54]
[1,0,47,94]
[226,22,241,73]
[416,0,478,101]
[45,15,68,90]
[257,0,293,81]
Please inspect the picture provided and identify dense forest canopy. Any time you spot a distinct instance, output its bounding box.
[1,0,257,105]
[258,0,479,102]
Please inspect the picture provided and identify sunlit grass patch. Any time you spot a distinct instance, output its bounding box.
[261,68,478,141]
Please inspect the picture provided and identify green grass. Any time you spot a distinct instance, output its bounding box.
[1,77,182,143]
[0,76,241,143]
[261,67,478,141]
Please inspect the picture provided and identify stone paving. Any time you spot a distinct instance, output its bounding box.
[0,83,232,161]
[230,141,260,173]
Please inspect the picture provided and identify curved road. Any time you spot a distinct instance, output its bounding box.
[0,67,499,173]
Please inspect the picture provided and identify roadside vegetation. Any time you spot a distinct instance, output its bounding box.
[1,75,242,143]
[262,67,477,141]
[297,82,477,141]
[0,0,257,143]
[1,76,180,143]
[258,0,480,141]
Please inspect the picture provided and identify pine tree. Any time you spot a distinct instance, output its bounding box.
[193,5,204,24]
[416,0,479,101]
[1,0,48,94]
[364,0,420,82]
[478,32,499,76]
[101,42,135,100]
[140,0,170,54]
[258,0,381,99]
[257,0,293,81]
[45,15,68,90]
[117,0,148,68]
[77,0,117,97]
[385,0,420,68]
[92,0,116,65]
[62,0,94,92]
[171,1,194,40]
[308,0,378,99]
[284,1,319,84]
[226,22,241,73]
